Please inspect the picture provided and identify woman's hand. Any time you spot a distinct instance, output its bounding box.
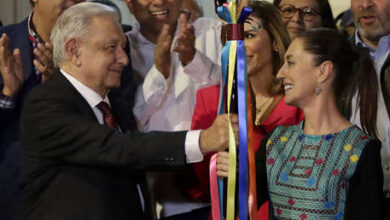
[216,151,230,178]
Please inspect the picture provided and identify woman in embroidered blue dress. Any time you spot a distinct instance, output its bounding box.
[217,28,384,219]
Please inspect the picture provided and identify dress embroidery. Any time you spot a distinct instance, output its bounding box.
[266,123,372,219]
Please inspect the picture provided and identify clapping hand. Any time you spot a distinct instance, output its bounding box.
[173,12,196,66]
[33,42,57,82]
[154,24,173,79]
[0,33,24,97]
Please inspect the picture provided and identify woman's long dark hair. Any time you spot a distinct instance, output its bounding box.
[298,28,378,136]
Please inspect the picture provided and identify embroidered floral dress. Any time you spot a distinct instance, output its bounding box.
[256,122,383,220]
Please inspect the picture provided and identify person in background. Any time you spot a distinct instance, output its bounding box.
[189,1,303,219]
[0,1,84,219]
[334,9,355,38]
[350,0,390,217]
[273,0,336,39]
[218,28,384,220]
[125,0,222,218]
[90,0,132,32]
[19,3,237,220]
[182,0,203,23]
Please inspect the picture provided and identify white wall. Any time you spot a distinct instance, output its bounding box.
[0,0,349,26]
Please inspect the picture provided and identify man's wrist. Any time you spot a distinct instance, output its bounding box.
[2,87,15,97]
[199,130,208,155]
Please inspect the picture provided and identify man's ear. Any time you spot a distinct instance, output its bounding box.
[125,0,134,13]
[32,0,38,8]
[317,60,333,84]
[64,38,81,66]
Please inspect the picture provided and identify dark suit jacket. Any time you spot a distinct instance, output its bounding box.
[20,72,188,220]
[0,19,137,220]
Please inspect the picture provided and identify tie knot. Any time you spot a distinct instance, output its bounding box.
[97,101,112,115]
[96,101,117,129]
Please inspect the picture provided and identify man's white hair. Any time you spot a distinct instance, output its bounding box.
[50,2,119,67]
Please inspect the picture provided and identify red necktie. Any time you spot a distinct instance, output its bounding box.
[96,101,117,129]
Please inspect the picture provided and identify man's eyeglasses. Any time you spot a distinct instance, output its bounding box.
[279,4,320,22]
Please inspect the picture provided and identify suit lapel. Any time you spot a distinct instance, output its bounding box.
[54,72,98,122]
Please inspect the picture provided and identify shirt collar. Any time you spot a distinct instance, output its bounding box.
[354,30,375,59]
[27,12,41,46]
[60,69,110,109]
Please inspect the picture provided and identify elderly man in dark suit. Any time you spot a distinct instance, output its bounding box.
[0,1,85,219]
[16,3,237,220]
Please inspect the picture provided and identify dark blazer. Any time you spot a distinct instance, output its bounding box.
[20,72,188,220]
[0,19,137,220]
[0,18,37,220]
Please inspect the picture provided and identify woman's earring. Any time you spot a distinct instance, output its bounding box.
[315,83,323,95]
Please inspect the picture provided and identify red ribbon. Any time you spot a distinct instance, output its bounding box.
[227,23,244,41]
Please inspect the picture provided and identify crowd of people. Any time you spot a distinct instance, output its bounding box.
[0,0,389,220]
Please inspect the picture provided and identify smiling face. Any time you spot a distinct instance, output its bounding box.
[276,38,319,107]
[244,16,274,77]
[125,0,180,37]
[351,0,390,45]
[278,0,322,39]
[76,15,129,96]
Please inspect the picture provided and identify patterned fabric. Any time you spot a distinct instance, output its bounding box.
[27,12,42,81]
[265,122,373,220]
[0,92,16,108]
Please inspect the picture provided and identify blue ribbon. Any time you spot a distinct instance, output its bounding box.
[216,5,252,220]
[237,7,252,220]
[217,6,232,220]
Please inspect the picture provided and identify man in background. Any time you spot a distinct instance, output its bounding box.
[350,0,390,217]
[125,0,222,218]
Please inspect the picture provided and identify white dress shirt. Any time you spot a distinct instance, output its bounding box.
[126,18,222,217]
[128,18,222,132]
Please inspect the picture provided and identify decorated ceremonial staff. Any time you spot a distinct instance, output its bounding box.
[210,0,257,220]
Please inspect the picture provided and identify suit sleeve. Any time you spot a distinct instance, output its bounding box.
[344,139,384,219]
[21,83,188,171]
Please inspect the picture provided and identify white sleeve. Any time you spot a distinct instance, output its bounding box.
[133,64,168,131]
[183,18,223,87]
[185,130,204,163]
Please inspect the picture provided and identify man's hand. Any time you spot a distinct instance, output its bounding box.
[33,42,57,82]
[173,12,196,66]
[154,24,173,79]
[216,151,229,178]
[0,33,24,97]
[199,114,239,155]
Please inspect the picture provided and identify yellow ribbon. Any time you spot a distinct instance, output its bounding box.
[226,2,238,220]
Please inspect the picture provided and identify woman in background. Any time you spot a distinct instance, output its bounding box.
[273,0,336,39]
[218,28,383,219]
[183,1,303,219]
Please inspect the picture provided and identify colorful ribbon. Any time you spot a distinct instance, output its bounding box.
[210,1,255,220]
